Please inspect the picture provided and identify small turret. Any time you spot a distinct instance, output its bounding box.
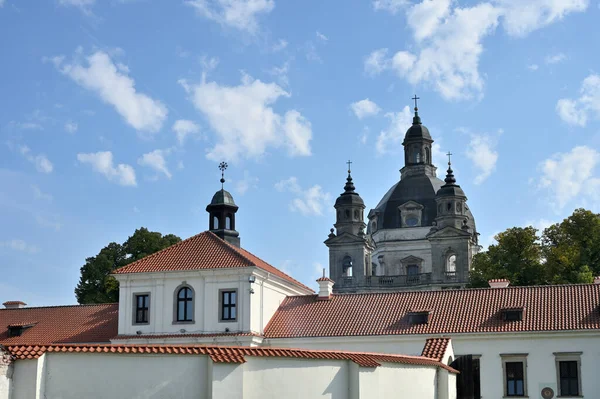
[206,162,240,247]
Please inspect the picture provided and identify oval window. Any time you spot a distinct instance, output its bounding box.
[406,217,419,227]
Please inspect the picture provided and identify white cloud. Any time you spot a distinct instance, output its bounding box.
[53,50,167,133]
[350,98,381,119]
[527,64,539,71]
[35,215,62,232]
[180,73,312,162]
[0,239,39,253]
[544,52,567,64]
[133,206,140,213]
[172,119,201,145]
[0,0,5,7]
[465,132,499,184]
[373,0,408,14]
[538,146,600,209]
[268,61,290,87]
[31,185,52,202]
[375,106,412,155]
[186,0,274,34]
[58,0,95,14]
[556,74,600,126]
[18,146,53,174]
[138,149,172,179]
[364,48,390,76]
[272,39,288,52]
[316,31,328,41]
[13,122,43,130]
[64,121,78,134]
[233,170,259,194]
[525,218,555,232]
[498,0,588,37]
[275,177,331,216]
[77,151,137,186]
[406,0,452,42]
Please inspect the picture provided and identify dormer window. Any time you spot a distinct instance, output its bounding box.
[409,311,430,325]
[7,322,37,337]
[399,201,424,228]
[503,308,523,321]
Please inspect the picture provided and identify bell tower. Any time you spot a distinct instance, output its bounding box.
[206,162,240,247]
[401,95,436,179]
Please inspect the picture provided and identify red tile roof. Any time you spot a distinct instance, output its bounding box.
[316,276,334,282]
[3,301,26,306]
[264,284,600,338]
[421,338,451,361]
[113,231,312,292]
[0,304,118,346]
[3,344,456,372]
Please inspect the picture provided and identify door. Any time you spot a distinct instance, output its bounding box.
[450,355,481,399]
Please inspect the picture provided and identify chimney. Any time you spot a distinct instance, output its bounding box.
[317,270,334,300]
[488,279,510,289]
[3,301,26,309]
[594,276,600,285]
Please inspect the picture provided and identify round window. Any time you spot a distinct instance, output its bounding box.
[406,217,419,226]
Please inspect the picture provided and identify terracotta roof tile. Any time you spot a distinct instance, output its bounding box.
[421,338,450,361]
[113,231,312,292]
[3,344,456,372]
[0,304,118,346]
[2,301,26,306]
[316,277,334,282]
[264,284,600,338]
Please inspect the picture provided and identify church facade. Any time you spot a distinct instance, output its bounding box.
[326,105,479,293]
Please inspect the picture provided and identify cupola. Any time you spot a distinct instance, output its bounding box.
[206,162,240,247]
[334,161,366,236]
[401,95,436,178]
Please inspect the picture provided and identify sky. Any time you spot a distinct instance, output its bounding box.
[1,0,600,306]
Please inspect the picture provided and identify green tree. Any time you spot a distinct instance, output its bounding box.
[469,227,545,287]
[75,228,181,304]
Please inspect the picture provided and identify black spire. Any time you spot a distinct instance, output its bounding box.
[219,161,228,189]
[344,160,355,193]
[412,94,421,125]
[444,152,456,185]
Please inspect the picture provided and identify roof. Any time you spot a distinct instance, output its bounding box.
[316,276,334,282]
[208,189,237,207]
[113,231,312,292]
[421,338,451,361]
[3,301,26,306]
[2,344,456,372]
[264,284,600,338]
[0,304,118,346]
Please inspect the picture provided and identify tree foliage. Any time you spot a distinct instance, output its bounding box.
[469,209,600,287]
[75,228,181,304]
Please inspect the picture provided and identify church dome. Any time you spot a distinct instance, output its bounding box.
[210,189,236,206]
[436,163,466,198]
[335,172,364,207]
[404,123,432,141]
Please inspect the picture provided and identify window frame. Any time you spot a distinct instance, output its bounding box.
[219,289,238,322]
[554,352,583,397]
[173,284,195,324]
[501,354,528,398]
[132,292,150,325]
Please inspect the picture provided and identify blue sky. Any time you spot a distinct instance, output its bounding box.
[1,0,600,305]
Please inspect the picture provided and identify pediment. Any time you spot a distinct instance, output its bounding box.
[400,255,423,263]
[398,200,424,211]
[324,231,369,245]
[427,225,471,238]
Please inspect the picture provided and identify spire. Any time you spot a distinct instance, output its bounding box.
[344,160,355,193]
[412,94,421,125]
[219,161,228,189]
[444,152,456,185]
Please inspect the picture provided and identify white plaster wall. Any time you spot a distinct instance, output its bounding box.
[358,364,437,399]
[43,354,208,399]
[0,366,11,399]
[11,360,36,399]
[268,332,600,399]
[251,279,290,334]
[243,357,349,399]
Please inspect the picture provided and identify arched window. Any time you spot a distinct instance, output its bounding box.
[213,215,219,230]
[446,255,456,273]
[425,147,431,164]
[176,287,193,322]
[225,215,232,230]
[342,256,353,277]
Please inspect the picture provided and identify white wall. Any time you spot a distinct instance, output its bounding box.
[358,363,437,399]
[11,360,36,399]
[267,331,600,399]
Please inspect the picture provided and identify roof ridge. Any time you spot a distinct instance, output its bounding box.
[0,303,118,311]
[204,231,256,267]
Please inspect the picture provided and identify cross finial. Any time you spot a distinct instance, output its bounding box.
[346,160,352,174]
[218,161,228,188]
[412,94,420,111]
[446,152,452,165]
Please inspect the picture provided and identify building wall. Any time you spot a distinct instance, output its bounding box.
[357,363,437,399]
[267,331,600,399]
[10,360,36,399]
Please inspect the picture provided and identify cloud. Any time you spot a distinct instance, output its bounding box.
[58,0,95,14]
[65,121,78,134]
[375,106,412,155]
[172,119,201,145]
[13,122,43,130]
[465,132,499,184]
[316,31,328,41]
[272,39,288,52]
[364,48,390,76]
[350,98,381,119]
[186,0,274,34]
[233,170,259,194]
[538,146,600,209]
[35,214,62,231]
[373,0,408,14]
[18,146,53,174]
[31,185,53,202]
[77,151,137,186]
[524,218,555,232]
[498,0,588,37]
[0,239,39,253]
[267,61,290,87]
[52,50,167,133]
[275,177,331,216]
[527,64,539,71]
[556,74,600,126]
[180,73,312,162]
[0,0,5,7]
[544,52,567,64]
[138,149,172,179]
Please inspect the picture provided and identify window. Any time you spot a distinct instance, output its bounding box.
[134,294,149,324]
[408,311,429,325]
[503,309,523,321]
[425,147,430,164]
[220,290,237,321]
[342,256,353,277]
[176,287,193,322]
[446,254,456,273]
[213,215,219,229]
[555,352,582,397]
[225,215,232,230]
[501,355,528,397]
[407,264,419,275]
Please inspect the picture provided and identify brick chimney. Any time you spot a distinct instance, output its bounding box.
[594,276,600,285]
[488,279,510,289]
[3,301,26,309]
[316,272,334,300]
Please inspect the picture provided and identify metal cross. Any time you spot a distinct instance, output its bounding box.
[219,161,228,188]
[346,160,352,174]
[446,152,452,164]
[412,95,420,110]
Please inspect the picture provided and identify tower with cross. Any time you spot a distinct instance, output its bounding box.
[206,161,241,247]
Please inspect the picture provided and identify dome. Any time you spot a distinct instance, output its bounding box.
[335,174,365,207]
[404,123,432,141]
[210,189,236,206]
[435,164,466,198]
